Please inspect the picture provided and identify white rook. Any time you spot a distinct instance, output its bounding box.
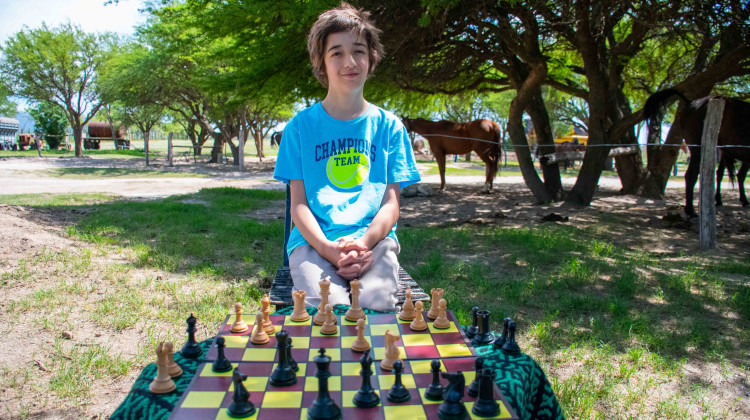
[699,98,725,251]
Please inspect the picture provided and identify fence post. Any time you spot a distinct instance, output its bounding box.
[167,132,174,167]
[238,127,245,172]
[699,98,725,251]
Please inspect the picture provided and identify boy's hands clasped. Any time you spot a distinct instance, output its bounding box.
[334,237,373,280]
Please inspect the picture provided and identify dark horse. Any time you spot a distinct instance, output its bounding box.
[717,153,749,208]
[270,131,282,148]
[402,118,501,192]
[644,88,750,216]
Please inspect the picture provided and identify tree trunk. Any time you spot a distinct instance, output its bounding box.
[527,90,563,200]
[73,123,83,158]
[254,132,264,159]
[640,115,684,198]
[143,130,150,166]
[508,98,550,203]
[210,134,224,163]
[227,137,240,165]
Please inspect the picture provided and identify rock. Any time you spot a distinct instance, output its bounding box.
[416,184,433,197]
[540,213,568,222]
[491,212,506,219]
[401,185,418,198]
[62,331,73,340]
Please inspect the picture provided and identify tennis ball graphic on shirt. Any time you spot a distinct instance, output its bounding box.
[327,148,370,189]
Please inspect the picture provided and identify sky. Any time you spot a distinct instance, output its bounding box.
[0,0,147,43]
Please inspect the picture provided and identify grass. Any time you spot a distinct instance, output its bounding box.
[1,188,748,418]
[41,168,211,179]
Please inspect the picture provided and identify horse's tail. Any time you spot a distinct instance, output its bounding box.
[724,153,737,187]
[491,121,501,166]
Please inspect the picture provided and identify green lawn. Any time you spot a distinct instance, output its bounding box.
[1,188,747,418]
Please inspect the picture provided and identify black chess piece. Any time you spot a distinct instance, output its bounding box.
[501,320,521,353]
[180,313,202,359]
[288,337,299,372]
[493,317,511,350]
[466,306,479,339]
[472,368,500,417]
[270,330,297,386]
[353,349,380,408]
[387,360,411,403]
[437,371,467,420]
[467,356,484,397]
[307,348,341,420]
[424,359,444,401]
[471,310,495,346]
[212,336,232,373]
[227,367,256,418]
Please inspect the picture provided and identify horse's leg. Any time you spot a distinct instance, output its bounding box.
[477,150,494,193]
[435,149,447,191]
[715,156,725,207]
[684,146,701,217]
[739,163,749,207]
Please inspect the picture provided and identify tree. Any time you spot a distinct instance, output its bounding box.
[0,22,116,157]
[0,77,17,116]
[28,101,68,149]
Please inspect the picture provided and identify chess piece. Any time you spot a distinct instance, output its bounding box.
[438,371,467,420]
[345,279,366,321]
[313,276,332,326]
[424,359,444,401]
[352,349,380,408]
[227,367,256,418]
[467,356,484,397]
[212,336,233,373]
[426,288,444,319]
[387,360,411,403]
[351,318,370,352]
[231,302,249,333]
[291,290,310,322]
[288,336,298,372]
[410,301,428,331]
[270,330,297,386]
[493,317,511,349]
[261,294,275,334]
[180,313,202,358]
[150,342,176,394]
[380,329,401,371]
[472,368,500,417]
[501,320,521,353]
[398,286,416,321]
[466,306,480,339]
[250,312,270,344]
[433,298,450,329]
[164,342,183,378]
[471,310,495,346]
[320,304,338,335]
[307,348,341,420]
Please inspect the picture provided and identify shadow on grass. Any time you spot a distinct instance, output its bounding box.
[398,224,750,368]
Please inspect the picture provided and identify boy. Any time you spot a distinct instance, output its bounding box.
[273,3,420,312]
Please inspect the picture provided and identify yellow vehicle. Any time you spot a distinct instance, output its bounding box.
[553,128,588,145]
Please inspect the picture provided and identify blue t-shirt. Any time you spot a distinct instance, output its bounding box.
[273,102,421,255]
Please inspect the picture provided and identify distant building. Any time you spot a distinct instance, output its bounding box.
[0,116,20,150]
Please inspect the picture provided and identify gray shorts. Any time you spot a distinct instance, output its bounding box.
[288,237,400,312]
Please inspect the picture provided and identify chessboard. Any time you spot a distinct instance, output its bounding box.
[204,311,476,364]
[169,357,517,419]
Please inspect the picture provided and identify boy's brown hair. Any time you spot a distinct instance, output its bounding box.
[307,2,384,87]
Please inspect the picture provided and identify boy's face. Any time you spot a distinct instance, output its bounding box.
[322,30,369,94]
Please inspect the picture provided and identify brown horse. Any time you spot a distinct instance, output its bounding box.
[644,88,750,217]
[402,118,501,192]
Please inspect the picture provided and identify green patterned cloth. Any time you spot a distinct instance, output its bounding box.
[111,306,564,419]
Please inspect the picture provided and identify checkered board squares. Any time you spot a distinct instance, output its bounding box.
[168,358,518,420]
[205,311,475,364]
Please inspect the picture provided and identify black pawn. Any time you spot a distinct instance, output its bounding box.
[466,306,479,339]
[471,310,495,346]
[472,369,500,417]
[438,371,467,420]
[227,368,256,418]
[493,317,511,349]
[467,356,484,397]
[181,313,202,359]
[424,359,444,401]
[308,348,341,420]
[288,337,298,372]
[387,360,411,403]
[212,336,232,373]
[270,330,297,386]
[501,320,521,353]
[353,349,380,408]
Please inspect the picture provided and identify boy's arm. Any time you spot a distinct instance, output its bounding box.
[346,182,401,252]
[289,179,340,266]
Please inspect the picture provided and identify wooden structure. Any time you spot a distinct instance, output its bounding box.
[0,117,19,150]
[269,185,428,309]
[85,122,130,150]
